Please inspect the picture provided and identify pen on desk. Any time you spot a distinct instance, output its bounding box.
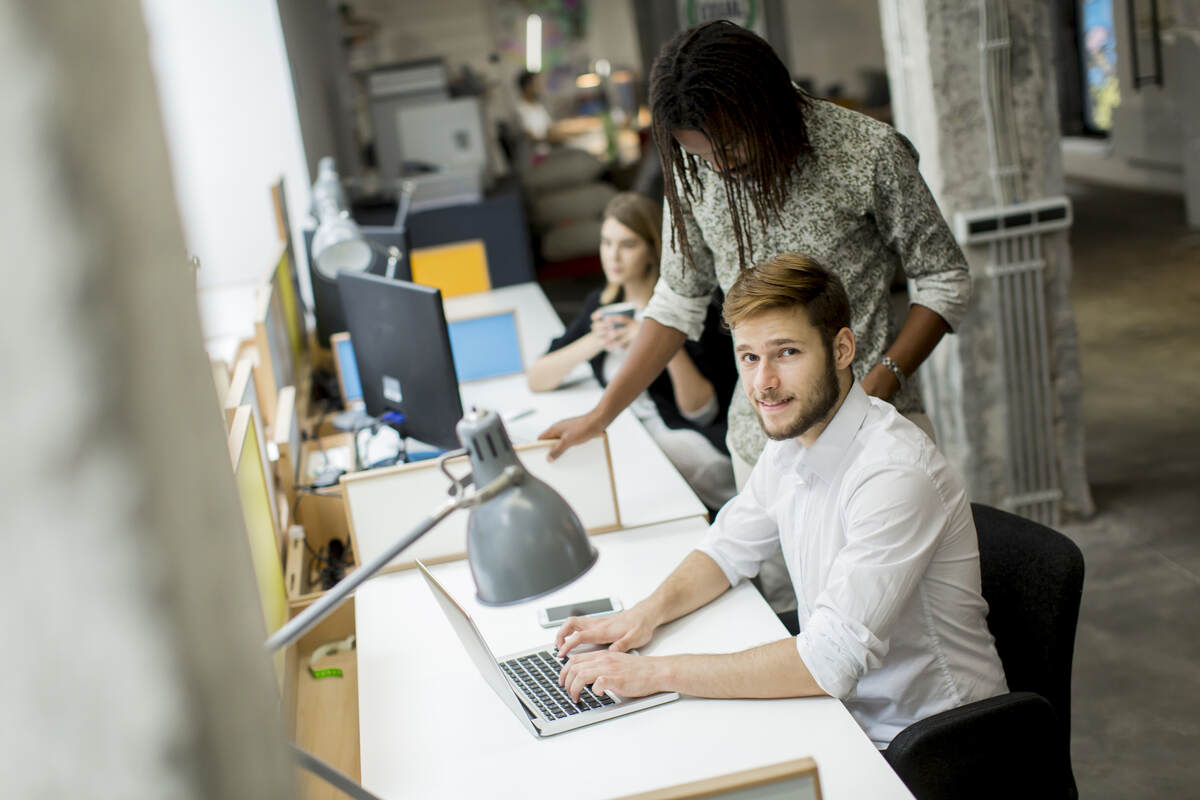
[504,408,536,423]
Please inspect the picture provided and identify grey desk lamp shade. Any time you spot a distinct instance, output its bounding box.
[311,210,373,279]
[457,408,597,605]
[265,408,595,652]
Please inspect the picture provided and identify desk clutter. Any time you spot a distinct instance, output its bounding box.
[205,178,631,799]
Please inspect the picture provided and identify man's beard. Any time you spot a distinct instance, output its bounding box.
[754,347,841,442]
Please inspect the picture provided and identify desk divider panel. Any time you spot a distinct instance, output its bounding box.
[409,239,490,298]
[272,246,307,365]
[210,358,231,409]
[615,757,823,800]
[252,272,294,428]
[225,356,280,540]
[227,405,288,687]
[341,433,620,572]
[271,385,301,507]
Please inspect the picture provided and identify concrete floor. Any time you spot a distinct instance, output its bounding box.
[537,179,1200,796]
[1062,180,1200,798]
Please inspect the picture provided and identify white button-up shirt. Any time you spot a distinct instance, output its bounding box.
[697,383,1008,746]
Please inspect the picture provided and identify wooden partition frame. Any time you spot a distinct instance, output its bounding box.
[227,405,289,687]
[272,386,302,508]
[225,356,281,542]
[616,758,823,800]
[211,358,231,409]
[340,433,620,573]
[252,272,295,428]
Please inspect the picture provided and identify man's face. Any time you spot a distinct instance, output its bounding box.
[673,129,751,178]
[732,307,842,442]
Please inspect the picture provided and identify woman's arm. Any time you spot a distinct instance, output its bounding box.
[860,304,950,401]
[539,319,687,460]
[664,349,716,417]
[526,330,606,392]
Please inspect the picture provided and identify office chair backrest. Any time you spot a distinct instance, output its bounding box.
[972,503,1084,755]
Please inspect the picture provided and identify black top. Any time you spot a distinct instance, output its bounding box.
[546,288,736,453]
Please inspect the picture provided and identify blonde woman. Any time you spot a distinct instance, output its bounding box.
[527,193,736,510]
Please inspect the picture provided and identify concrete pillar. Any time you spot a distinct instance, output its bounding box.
[1163,4,1200,229]
[879,0,1095,520]
[0,3,293,797]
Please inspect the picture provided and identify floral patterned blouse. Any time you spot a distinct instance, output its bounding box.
[643,98,971,465]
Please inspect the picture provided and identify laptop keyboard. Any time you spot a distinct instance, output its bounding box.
[500,650,616,721]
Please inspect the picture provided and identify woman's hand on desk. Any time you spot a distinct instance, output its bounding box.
[538,410,607,461]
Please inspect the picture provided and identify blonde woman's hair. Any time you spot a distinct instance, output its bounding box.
[599,193,663,305]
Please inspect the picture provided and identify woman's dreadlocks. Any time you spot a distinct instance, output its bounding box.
[650,20,812,273]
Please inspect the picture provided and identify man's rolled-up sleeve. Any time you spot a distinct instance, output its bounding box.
[871,129,972,332]
[794,464,949,699]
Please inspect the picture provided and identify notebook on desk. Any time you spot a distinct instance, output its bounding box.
[418,562,680,738]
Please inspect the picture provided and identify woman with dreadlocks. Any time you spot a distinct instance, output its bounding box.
[541,21,970,609]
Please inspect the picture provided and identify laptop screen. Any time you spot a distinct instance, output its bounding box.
[417,562,539,734]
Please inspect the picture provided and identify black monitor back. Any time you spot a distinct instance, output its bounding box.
[304,226,411,346]
[336,271,463,451]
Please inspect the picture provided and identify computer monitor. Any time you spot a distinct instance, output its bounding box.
[337,271,463,451]
[303,226,411,346]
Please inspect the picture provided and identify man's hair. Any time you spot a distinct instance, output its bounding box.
[723,254,850,350]
[516,70,537,93]
[650,21,812,273]
[599,193,662,305]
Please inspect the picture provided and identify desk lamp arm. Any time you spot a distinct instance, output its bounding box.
[383,179,416,279]
[290,744,384,800]
[264,461,521,653]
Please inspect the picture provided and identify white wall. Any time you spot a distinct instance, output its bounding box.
[141,0,312,302]
[278,0,358,182]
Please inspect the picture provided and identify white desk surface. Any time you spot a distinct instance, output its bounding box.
[355,517,915,799]
[449,283,708,529]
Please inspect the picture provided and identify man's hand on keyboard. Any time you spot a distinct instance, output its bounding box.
[558,649,667,703]
[554,606,658,659]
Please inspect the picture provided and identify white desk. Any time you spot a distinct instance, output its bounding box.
[355,517,915,799]
[447,284,708,529]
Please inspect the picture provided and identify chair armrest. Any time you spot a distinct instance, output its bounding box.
[884,692,1072,800]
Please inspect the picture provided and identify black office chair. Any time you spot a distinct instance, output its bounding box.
[883,503,1084,800]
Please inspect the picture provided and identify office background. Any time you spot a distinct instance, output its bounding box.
[2,1,1197,798]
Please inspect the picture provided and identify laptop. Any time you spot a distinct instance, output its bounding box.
[417,561,680,737]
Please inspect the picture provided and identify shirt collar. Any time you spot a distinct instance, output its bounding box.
[784,382,869,483]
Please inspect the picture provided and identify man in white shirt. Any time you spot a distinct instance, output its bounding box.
[515,70,553,143]
[556,253,1007,746]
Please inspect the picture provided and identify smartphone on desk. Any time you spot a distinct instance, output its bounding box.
[538,597,622,629]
